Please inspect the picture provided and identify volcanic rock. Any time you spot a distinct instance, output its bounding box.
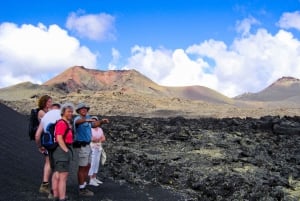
[101,115,300,200]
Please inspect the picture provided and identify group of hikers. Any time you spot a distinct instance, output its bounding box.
[32,95,109,201]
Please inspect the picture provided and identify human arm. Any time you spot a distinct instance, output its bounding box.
[35,123,46,153]
[99,128,106,143]
[75,116,95,125]
[91,118,109,128]
[37,110,45,122]
[56,135,69,152]
[100,134,106,143]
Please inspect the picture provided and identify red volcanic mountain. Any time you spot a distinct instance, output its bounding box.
[43,66,160,93]
[43,66,232,104]
[236,76,300,102]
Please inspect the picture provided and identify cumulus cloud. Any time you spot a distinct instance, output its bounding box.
[187,29,300,96]
[236,16,260,36]
[125,27,300,97]
[0,22,97,87]
[125,46,175,82]
[108,48,121,70]
[66,11,115,41]
[278,11,300,31]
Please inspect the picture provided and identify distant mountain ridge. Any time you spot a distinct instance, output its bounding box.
[235,76,300,102]
[1,66,300,117]
[43,66,232,104]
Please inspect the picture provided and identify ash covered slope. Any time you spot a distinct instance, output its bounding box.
[236,76,300,102]
[0,103,43,200]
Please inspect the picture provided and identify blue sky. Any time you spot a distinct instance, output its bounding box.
[0,0,300,96]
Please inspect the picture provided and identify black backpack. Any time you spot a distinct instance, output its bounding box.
[41,119,70,151]
[28,108,40,140]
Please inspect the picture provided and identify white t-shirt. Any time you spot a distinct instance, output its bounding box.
[41,109,61,132]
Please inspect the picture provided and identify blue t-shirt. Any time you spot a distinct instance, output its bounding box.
[74,115,92,142]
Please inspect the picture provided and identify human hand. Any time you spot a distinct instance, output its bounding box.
[101,118,109,124]
[39,146,46,154]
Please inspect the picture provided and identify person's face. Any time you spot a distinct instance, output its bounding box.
[63,108,74,121]
[51,105,60,110]
[46,98,52,109]
[79,108,88,116]
[51,104,60,110]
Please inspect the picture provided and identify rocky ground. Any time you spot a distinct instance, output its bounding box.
[2,100,300,200]
[100,115,300,201]
[0,103,184,201]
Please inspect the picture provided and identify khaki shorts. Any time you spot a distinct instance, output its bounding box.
[51,146,72,172]
[75,145,92,167]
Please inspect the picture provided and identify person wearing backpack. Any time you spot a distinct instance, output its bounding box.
[37,95,53,121]
[29,95,52,141]
[30,95,53,194]
[51,103,74,201]
[35,103,61,196]
[73,103,109,197]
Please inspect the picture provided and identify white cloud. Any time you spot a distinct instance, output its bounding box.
[124,27,300,97]
[66,11,115,41]
[187,28,300,96]
[124,46,219,91]
[278,11,300,31]
[108,48,121,70]
[0,22,97,87]
[161,49,218,90]
[125,46,175,82]
[236,16,260,37]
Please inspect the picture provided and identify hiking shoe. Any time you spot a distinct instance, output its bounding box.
[89,179,99,187]
[50,195,68,201]
[79,188,94,196]
[39,183,50,194]
[52,197,58,201]
[94,178,103,184]
[48,192,54,199]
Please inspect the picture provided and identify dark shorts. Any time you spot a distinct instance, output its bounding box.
[50,146,72,172]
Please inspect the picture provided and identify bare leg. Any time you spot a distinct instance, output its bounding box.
[78,166,87,186]
[43,156,51,182]
[85,164,91,181]
[51,172,59,198]
[58,172,69,200]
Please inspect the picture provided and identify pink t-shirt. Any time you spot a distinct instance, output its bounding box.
[92,127,104,140]
[55,120,73,144]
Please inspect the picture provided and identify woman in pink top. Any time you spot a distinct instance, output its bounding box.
[88,116,106,186]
